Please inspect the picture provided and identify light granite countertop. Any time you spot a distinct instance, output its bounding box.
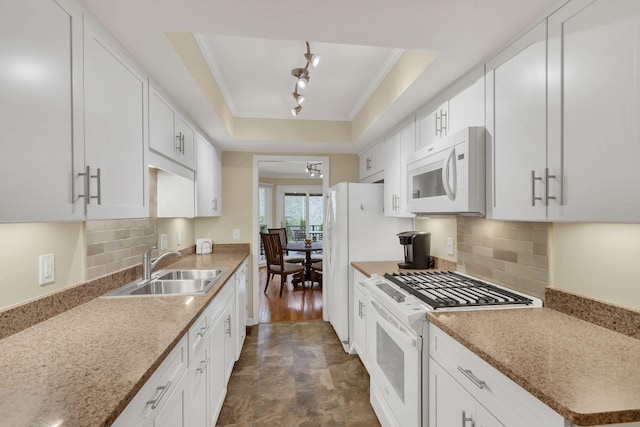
[428,308,640,426]
[0,251,248,427]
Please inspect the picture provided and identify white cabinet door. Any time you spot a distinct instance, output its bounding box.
[83,19,148,220]
[548,0,640,222]
[148,371,188,427]
[448,77,485,135]
[429,359,503,427]
[417,102,448,151]
[359,141,385,182]
[176,116,196,170]
[0,0,84,222]
[195,134,222,217]
[487,21,547,221]
[188,337,209,427]
[235,259,248,359]
[149,86,179,162]
[384,121,415,217]
[223,295,236,382]
[208,310,227,426]
[352,274,368,368]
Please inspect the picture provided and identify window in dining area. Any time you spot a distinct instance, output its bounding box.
[280,186,323,242]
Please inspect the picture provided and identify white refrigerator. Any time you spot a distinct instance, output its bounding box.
[324,182,413,352]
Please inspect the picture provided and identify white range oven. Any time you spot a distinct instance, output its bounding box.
[363,271,542,427]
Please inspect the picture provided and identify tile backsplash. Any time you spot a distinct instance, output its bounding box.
[457,217,549,300]
[85,169,159,280]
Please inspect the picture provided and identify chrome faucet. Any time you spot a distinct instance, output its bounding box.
[142,246,182,281]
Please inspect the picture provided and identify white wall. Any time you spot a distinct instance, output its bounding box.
[550,223,640,310]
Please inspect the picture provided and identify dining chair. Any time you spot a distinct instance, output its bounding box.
[310,261,323,289]
[268,227,305,264]
[260,232,305,296]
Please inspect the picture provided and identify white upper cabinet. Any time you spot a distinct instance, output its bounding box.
[384,119,416,217]
[548,0,640,222]
[149,85,195,170]
[195,134,222,217]
[359,140,385,183]
[83,17,149,220]
[417,102,449,151]
[416,77,484,152]
[0,0,84,222]
[486,21,548,221]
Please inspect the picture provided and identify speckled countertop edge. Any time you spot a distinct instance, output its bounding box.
[427,309,640,426]
[0,249,249,427]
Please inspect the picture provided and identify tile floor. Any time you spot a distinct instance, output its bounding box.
[217,320,380,426]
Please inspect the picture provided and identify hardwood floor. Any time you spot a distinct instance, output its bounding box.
[258,266,323,323]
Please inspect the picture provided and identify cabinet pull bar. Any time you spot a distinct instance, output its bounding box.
[462,410,475,427]
[435,112,441,135]
[175,133,182,153]
[457,366,486,389]
[147,380,172,409]
[77,165,91,205]
[441,111,447,135]
[90,168,101,205]
[196,324,209,338]
[366,157,372,170]
[545,168,557,204]
[531,170,543,206]
[196,358,208,373]
[225,314,232,336]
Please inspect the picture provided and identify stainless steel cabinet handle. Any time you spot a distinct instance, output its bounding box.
[457,366,486,389]
[545,168,557,204]
[462,410,475,427]
[181,134,185,154]
[366,157,372,170]
[196,324,209,338]
[225,314,232,336]
[441,111,448,136]
[435,111,441,136]
[77,165,91,205]
[358,301,363,318]
[90,168,101,205]
[212,198,217,212]
[147,380,172,409]
[531,170,543,206]
[196,358,208,373]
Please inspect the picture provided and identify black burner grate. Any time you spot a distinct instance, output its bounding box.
[383,271,533,309]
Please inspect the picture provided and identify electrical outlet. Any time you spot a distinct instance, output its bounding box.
[233,229,240,240]
[160,234,168,251]
[39,254,55,285]
[446,237,455,256]
[176,231,182,246]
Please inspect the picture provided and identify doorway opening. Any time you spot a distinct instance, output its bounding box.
[252,156,329,324]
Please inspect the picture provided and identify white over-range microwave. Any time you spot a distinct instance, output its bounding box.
[406,127,485,216]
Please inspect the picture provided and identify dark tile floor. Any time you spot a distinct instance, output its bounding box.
[216,320,380,426]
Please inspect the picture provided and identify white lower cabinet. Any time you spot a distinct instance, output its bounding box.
[352,271,369,368]
[429,324,564,427]
[235,259,248,360]
[112,335,188,427]
[114,267,246,427]
[429,360,503,427]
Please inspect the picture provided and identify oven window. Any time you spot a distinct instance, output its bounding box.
[376,324,405,402]
[412,168,445,199]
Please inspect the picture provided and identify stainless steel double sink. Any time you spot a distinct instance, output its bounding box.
[101,268,228,297]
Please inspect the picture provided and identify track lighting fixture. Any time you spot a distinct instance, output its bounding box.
[290,41,320,117]
[306,162,323,178]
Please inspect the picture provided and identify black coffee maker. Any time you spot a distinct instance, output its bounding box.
[397,231,432,269]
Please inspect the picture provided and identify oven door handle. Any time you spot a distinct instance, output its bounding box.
[370,300,421,348]
[442,147,457,201]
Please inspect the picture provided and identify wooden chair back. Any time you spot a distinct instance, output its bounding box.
[261,232,284,271]
[267,228,288,254]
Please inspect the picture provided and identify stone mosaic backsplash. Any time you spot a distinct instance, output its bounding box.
[457,217,549,301]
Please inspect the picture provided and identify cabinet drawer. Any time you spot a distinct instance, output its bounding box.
[113,334,188,426]
[429,323,563,427]
[189,308,210,361]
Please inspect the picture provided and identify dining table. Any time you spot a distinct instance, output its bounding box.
[285,241,323,280]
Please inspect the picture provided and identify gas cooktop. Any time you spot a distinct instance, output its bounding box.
[384,271,534,310]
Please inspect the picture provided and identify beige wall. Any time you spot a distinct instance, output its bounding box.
[0,222,85,310]
[550,223,640,310]
[414,217,457,261]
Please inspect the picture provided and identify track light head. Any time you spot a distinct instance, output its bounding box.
[291,105,302,116]
[305,41,321,68]
[293,89,305,105]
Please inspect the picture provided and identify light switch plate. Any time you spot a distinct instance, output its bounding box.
[176,231,182,246]
[39,254,55,285]
[160,234,168,251]
[233,229,240,240]
[446,237,455,256]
